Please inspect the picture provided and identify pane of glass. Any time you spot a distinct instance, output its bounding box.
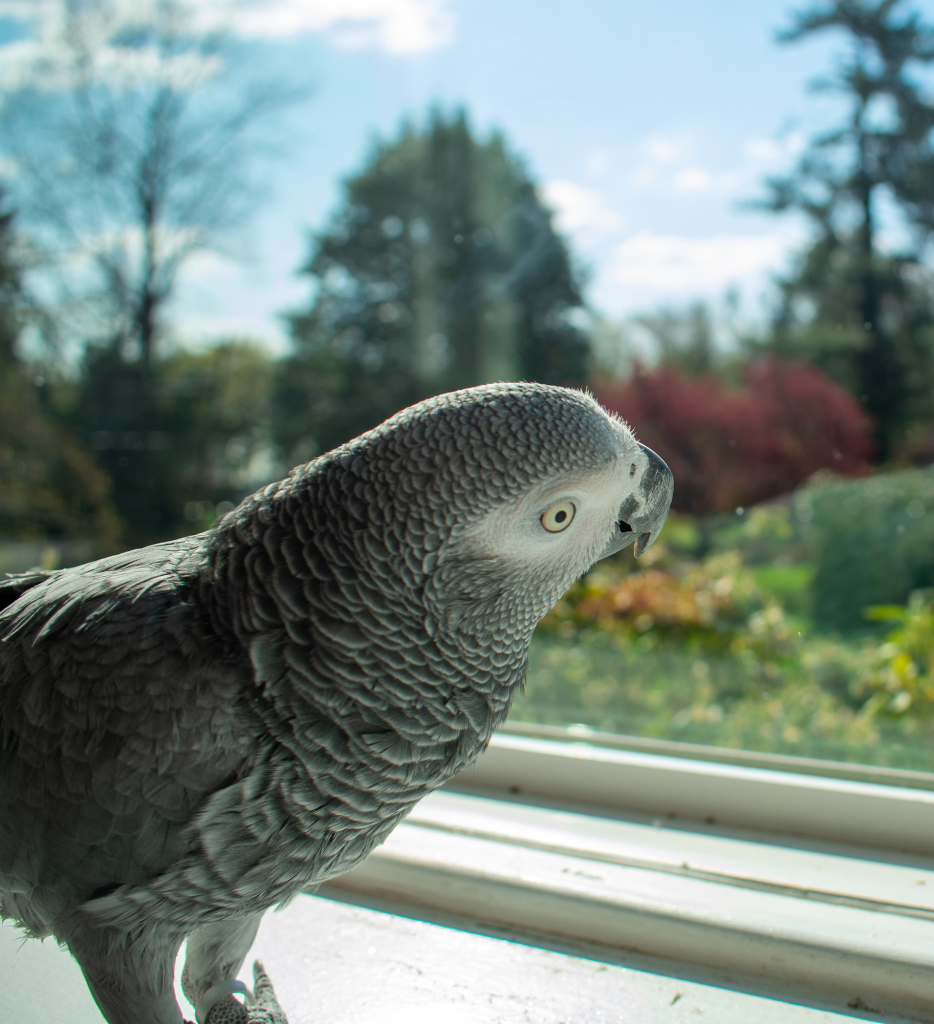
[6,2,934,779]
[514,473,934,772]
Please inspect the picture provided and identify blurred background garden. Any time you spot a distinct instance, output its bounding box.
[6,0,934,768]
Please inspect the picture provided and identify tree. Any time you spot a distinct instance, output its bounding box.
[0,0,300,544]
[64,337,278,546]
[158,340,279,526]
[594,360,874,520]
[1,0,296,362]
[0,194,120,548]
[275,109,589,460]
[763,0,934,457]
[636,302,718,378]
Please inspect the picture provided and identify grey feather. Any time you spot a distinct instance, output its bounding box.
[0,383,672,1024]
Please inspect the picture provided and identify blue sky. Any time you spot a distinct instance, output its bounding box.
[4,0,934,351]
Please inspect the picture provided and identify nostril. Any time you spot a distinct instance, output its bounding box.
[619,521,633,533]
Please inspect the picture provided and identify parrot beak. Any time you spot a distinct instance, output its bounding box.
[597,443,674,561]
[630,444,674,557]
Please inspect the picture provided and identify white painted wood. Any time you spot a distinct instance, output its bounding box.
[450,733,934,853]
[1,900,877,1024]
[324,790,934,1022]
[408,791,934,916]
[502,720,934,789]
[8,731,933,1022]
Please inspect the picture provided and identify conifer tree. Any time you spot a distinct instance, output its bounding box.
[764,0,934,457]
[276,110,589,459]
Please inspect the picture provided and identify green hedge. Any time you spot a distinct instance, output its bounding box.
[799,468,934,632]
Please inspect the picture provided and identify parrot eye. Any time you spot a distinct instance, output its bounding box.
[541,502,576,533]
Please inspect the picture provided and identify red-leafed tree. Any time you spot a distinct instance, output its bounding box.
[594,360,874,517]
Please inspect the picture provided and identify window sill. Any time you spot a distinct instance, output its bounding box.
[321,732,934,1023]
[453,728,934,854]
[5,731,932,1023]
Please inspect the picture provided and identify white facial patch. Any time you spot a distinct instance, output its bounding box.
[456,453,639,577]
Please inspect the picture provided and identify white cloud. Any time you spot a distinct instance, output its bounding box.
[0,4,225,93]
[586,149,611,178]
[0,0,455,57]
[593,225,804,314]
[0,2,36,16]
[631,133,694,188]
[0,154,19,180]
[541,180,624,243]
[632,130,793,196]
[217,0,455,52]
[743,131,806,164]
[643,133,690,165]
[672,166,738,195]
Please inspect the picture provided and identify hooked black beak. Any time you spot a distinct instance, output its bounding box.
[598,443,674,560]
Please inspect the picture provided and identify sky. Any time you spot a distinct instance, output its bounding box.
[4,0,934,352]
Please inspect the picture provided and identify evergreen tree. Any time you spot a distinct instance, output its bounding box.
[69,344,169,546]
[276,110,589,459]
[159,341,279,526]
[763,0,934,457]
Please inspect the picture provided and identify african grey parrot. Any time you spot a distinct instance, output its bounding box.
[0,382,672,1024]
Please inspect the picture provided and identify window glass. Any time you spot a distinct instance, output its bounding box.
[5,2,934,773]
[515,482,934,771]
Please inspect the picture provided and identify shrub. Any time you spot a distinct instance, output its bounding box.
[798,467,934,631]
[594,360,873,516]
[856,595,934,716]
[539,551,786,658]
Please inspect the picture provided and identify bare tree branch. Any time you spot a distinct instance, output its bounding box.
[0,0,309,363]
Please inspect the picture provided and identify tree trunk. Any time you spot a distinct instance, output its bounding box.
[854,124,900,460]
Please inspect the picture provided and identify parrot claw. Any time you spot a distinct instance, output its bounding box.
[201,962,288,1024]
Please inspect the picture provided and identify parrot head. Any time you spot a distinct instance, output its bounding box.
[315,383,673,644]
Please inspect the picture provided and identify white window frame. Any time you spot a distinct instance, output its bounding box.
[321,723,934,1023]
[454,722,934,853]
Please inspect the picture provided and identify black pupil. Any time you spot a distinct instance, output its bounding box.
[554,510,567,523]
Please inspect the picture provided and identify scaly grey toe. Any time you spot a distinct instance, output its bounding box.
[204,962,288,1024]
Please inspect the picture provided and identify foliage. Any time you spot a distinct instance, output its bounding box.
[275,108,589,461]
[857,594,934,715]
[633,302,718,377]
[514,633,892,764]
[798,465,934,630]
[541,552,767,651]
[0,1,298,549]
[762,0,934,456]
[61,338,277,546]
[159,341,279,525]
[516,509,934,770]
[0,196,120,547]
[540,543,804,669]
[517,544,881,762]
[510,469,934,771]
[594,359,873,516]
[0,365,121,545]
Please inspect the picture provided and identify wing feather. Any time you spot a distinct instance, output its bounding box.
[0,538,256,934]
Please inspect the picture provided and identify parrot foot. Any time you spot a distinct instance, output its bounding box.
[191,961,288,1024]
